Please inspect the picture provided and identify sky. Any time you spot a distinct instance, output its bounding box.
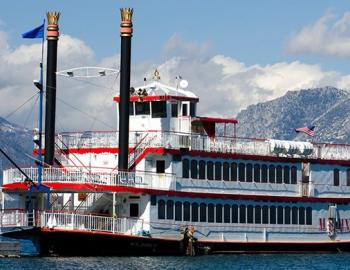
[1,0,350,131]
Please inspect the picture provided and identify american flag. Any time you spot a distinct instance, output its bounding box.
[295,125,315,137]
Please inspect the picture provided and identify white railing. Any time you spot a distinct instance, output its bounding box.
[0,210,30,228]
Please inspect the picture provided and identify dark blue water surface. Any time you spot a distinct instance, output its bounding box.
[1,239,350,270]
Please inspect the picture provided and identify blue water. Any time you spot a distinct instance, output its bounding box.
[1,239,350,270]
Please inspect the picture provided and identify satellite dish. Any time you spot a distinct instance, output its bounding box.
[179,79,188,89]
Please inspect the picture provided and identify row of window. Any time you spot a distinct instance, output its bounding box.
[157,200,312,225]
[183,159,298,184]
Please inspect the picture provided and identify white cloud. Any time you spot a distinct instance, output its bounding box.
[286,12,350,57]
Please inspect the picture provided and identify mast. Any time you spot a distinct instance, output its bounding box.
[44,12,60,165]
[118,8,133,171]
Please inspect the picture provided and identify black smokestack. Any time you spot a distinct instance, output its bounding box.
[118,8,133,171]
[44,12,60,165]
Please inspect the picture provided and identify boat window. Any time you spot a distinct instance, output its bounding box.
[334,168,340,186]
[175,202,182,221]
[171,103,178,117]
[215,162,222,181]
[151,101,167,118]
[166,200,174,220]
[135,101,150,115]
[158,200,165,219]
[151,195,157,206]
[262,206,269,224]
[246,164,253,182]
[208,203,215,223]
[183,202,191,221]
[224,204,231,223]
[129,102,134,115]
[306,207,312,225]
[261,165,268,183]
[231,162,237,181]
[276,165,283,184]
[270,206,276,224]
[239,205,246,223]
[299,207,305,225]
[156,160,165,173]
[200,203,207,222]
[285,206,291,224]
[192,203,199,222]
[191,160,198,179]
[347,169,350,186]
[255,205,261,224]
[238,163,245,182]
[292,206,298,224]
[277,206,284,224]
[284,166,290,184]
[198,160,206,179]
[182,159,189,178]
[223,162,230,181]
[247,205,254,224]
[182,103,188,116]
[207,161,214,180]
[216,204,223,223]
[269,165,275,183]
[291,166,297,184]
[190,103,196,117]
[232,204,238,223]
[254,164,261,183]
[130,203,139,217]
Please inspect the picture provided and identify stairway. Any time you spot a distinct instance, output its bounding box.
[128,133,157,170]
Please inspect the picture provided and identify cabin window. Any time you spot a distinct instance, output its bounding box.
[207,161,214,180]
[255,205,261,224]
[129,102,134,115]
[269,165,275,183]
[238,163,245,182]
[246,164,253,182]
[239,205,246,223]
[208,204,215,223]
[232,204,238,223]
[182,103,188,116]
[192,203,199,222]
[285,206,291,224]
[262,206,269,224]
[175,202,182,221]
[270,206,276,224]
[254,164,261,183]
[292,206,298,224]
[334,169,340,186]
[183,202,191,221]
[156,160,165,173]
[277,206,284,224]
[190,103,196,117]
[347,169,350,186]
[299,207,305,225]
[171,103,178,117]
[216,204,223,223]
[191,160,198,179]
[158,200,165,219]
[130,203,139,217]
[284,166,290,184]
[199,160,206,179]
[151,101,167,118]
[247,205,254,224]
[231,163,237,181]
[200,203,207,222]
[291,166,297,184]
[215,162,222,181]
[166,200,174,219]
[182,159,189,178]
[151,195,157,206]
[224,204,231,223]
[261,165,268,183]
[276,165,283,184]
[223,162,230,181]
[135,101,150,115]
[306,207,312,225]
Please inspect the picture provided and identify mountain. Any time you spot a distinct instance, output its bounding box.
[234,86,350,143]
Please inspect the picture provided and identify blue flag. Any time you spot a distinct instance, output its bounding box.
[22,23,44,39]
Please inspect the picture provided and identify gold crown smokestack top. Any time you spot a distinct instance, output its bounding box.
[44,12,60,165]
[118,8,133,171]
